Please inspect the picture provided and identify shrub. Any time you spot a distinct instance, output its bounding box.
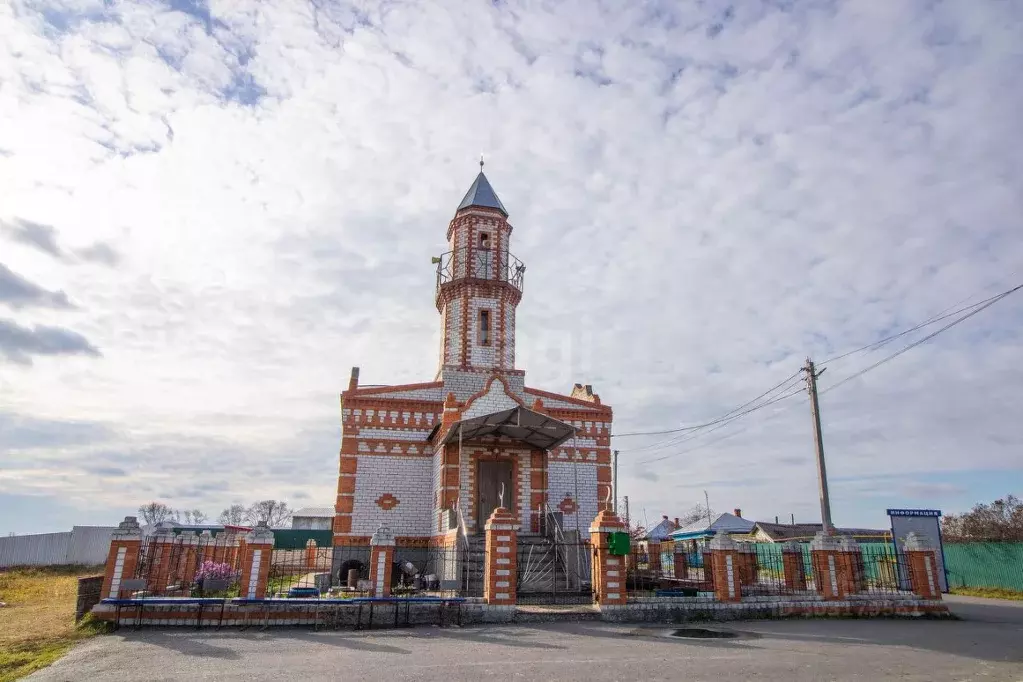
[194,561,237,586]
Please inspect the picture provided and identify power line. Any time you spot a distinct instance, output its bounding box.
[615,279,1021,462]
[820,286,1017,364]
[636,386,805,465]
[820,282,1022,396]
[620,374,804,455]
[611,370,801,438]
[635,282,1021,468]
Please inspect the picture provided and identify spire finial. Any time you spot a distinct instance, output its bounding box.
[479,153,484,171]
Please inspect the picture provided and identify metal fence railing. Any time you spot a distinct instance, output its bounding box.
[131,533,241,598]
[265,543,487,599]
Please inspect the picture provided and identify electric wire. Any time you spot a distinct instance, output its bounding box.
[611,369,801,438]
[617,280,1021,466]
[819,283,1022,396]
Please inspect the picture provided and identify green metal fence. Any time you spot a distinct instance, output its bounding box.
[271,529,333,550]
[943,542,1023,592]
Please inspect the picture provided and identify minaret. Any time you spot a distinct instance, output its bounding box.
[435,160,525,374]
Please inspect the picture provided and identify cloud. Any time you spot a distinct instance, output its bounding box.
[901,482,968,499]
[0,219,64,259]
[0,263,75,310]
[0,318,101,365]
[0,0,1021,533]
[76,242,121,266]
[0,412,116,451]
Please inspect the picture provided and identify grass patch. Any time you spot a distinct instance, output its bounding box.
[0,566,110,682]
[950,586,1023,601]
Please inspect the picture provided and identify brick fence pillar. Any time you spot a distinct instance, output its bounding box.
[484,506,519,605]
[369,525,396,597]
[306,539,318,570]
[178,531,200,590]
[673,544,689,580]
[589,508,627,605]
[199,529,215,566]
[648,540,662,577]
[230,532,243,571]
[781,541,807,591]
[736,542,758,585]
[101,516,142,599]
[811,532,845,600]
[709,534,742,602]
[239,522,275,598]
[701,548,716,592]
[837,536,865,595]
[904,532,942,600]
[150,525,177,594]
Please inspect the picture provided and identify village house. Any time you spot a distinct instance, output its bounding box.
[332,165,613,578]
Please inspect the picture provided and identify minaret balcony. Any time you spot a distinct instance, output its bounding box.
[435,247,526,295]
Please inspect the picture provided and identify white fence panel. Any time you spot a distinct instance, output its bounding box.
[0,532,72,568]
[67,526,115,565]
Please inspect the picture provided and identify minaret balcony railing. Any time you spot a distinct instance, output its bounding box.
[435,247,526,293]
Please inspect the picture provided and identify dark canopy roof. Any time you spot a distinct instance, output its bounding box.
[456,171,508,217]
[439,406,576,450]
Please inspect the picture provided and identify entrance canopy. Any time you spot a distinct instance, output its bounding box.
[438,406,577,451]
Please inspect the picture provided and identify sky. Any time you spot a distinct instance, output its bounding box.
[1,0,1021,535]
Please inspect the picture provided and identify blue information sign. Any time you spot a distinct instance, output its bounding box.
[886,509,942,517]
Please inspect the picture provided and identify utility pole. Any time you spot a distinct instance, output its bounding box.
[803,357,833,534]
[612,449,619,514]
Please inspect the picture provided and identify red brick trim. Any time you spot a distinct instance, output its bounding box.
[343,381,444,397]
[347,441,435,457]
[525,387,615,413]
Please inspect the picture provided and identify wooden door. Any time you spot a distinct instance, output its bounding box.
[477,460,514,529]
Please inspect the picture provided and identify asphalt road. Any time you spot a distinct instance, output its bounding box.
[30,596,1023,681]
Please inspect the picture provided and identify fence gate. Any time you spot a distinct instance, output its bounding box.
[516,534,593,605]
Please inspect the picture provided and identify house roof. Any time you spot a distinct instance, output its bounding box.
[753,522,890,542]
[669,512,755,540]
[644,518,678,541]
[292,507,335,518]
[439,405,577,451]
[456,171,508,216]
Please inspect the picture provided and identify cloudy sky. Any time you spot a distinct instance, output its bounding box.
[1,0,1021,535]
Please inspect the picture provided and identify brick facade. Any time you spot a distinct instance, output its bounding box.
[333,171,613,548]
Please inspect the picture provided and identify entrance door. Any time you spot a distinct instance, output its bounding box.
[477,460,514,529]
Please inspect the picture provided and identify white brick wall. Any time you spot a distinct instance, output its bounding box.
[468,297,499,368]
[440,369,527,402]
[518,454,532,532]
[433,448,445,531]
[443,298,462,366]
[356,428,432,442]
[503,299,515,368]
[351,456,433,536]
[358,386,446,401]
[461,379,520,420]
[548,460,599,533]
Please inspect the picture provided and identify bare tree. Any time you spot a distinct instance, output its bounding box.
[218,504,247,525]
[245,500,292,528]
[137,502,177,526]
[942,495,1023,542]
[181,509,208,525]
[676,503,710,529]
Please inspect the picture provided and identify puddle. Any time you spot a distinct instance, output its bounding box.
[669,627,740,639]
